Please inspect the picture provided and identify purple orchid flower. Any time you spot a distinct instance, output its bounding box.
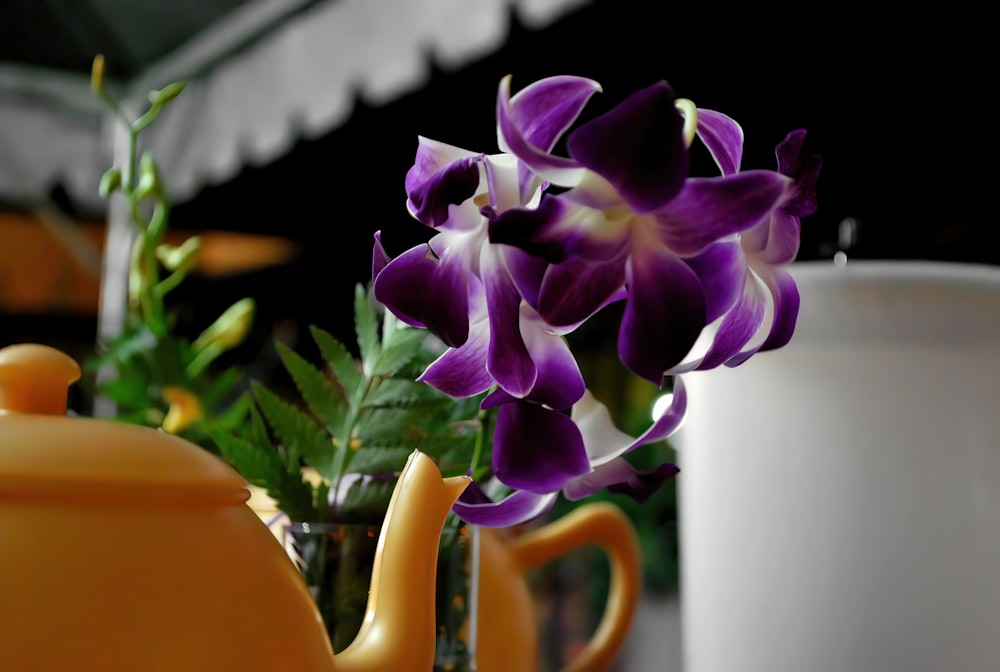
[488,75,795,384]
[453,379,686,527]
[667,115,823,370]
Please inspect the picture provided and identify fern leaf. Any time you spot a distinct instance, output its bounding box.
[370,321,428,377]
[252,381,338,479]
[310,326,363,405]
[354,284,380,375]
[209,428,318,522]
[276,341,347,433]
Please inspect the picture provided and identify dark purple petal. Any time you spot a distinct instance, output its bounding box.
[695,108,744,176]
[654,171,793,256]
[452,481,558,527]
[566,81,688,213]
[487,196,573,263]
[493,402,590,494]
[417,320,492,397]
[538,255,627,328]
[563,457,678,502]
[696,272,767,370]
[606,462,680,502]
[776,129,822,218]
[682,241,744,322]
[373,239,469,346]
[619,247,706,383]
[482,252,536,397]
[406,154,482,228]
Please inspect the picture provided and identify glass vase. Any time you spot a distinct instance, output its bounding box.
[284,513,479,671]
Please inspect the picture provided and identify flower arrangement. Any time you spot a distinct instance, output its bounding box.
[371,74,821,527]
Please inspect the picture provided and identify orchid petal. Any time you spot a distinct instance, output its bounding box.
[777,129,822,217]
[696,271,768,370]
[682,241,744,322]
[519,312,585,409]
[695,108,744,176]
[493,401,590,494]
[619,248,705,383]
[418,314,492,397]
[567,81,688,213]
[756,267,800,353]
[654,171,793,256]
[372,230,391,281]
[564,458,679,502]
[452,481,558,527]
[373,237,469,346]
[405,139,482,228]
[760,209,801,265]
[537,255,627,328]
[502,74,603,202]
[482,250,535,397]
[497,75,586,186]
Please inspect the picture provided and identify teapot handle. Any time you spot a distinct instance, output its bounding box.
[508,502,640,672]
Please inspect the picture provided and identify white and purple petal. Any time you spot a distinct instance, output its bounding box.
[563,458,679,502]
[537,255,627,328]
[405,138,483,228]
[452,481,558,527]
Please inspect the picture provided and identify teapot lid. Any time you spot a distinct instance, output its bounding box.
[0,344,249,505]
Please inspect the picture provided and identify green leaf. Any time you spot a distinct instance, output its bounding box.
[310,326,363,405]
[343,447,412,475]
[276,341,348,433]
[251,382,337,478]
[354,284,379,375]
[209,428,317,522]
[370,324,428,377]
[362,378,442,409]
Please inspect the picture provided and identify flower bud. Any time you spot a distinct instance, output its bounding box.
[99,167,122,197]
[148,81,186,106]
[161,386,203,434]
[192,298,256,353]
[156,236,202,274]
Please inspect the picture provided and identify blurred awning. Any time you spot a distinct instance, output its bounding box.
[0,0,591,213]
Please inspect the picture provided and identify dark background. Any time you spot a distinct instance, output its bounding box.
[8,1,999,371]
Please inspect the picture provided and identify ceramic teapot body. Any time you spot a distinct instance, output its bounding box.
[0,344,469,672]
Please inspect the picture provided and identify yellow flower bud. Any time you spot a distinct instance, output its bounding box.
[192,298,255,353]
[91,55,105,94]
[161,386,203,434]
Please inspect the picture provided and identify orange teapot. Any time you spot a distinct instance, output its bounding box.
[0,343,470,671]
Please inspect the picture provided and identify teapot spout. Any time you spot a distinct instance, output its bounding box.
[333,450,470,672]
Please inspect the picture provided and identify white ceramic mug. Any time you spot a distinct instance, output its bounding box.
[678,260,1000,672]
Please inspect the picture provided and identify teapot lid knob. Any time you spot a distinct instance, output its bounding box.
[0,344,81,415]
